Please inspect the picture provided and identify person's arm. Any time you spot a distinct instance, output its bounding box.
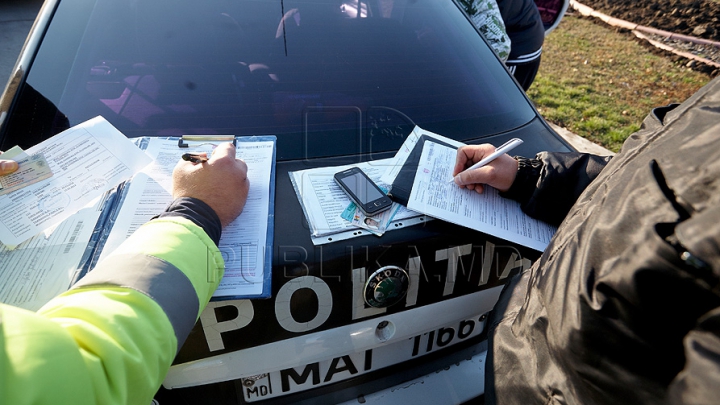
[466,0,511,62]
[502,152,612,225]
[453,145,611,226]
[0,143,248,405]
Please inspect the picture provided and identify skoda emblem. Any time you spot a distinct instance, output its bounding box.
[364,266,410,308]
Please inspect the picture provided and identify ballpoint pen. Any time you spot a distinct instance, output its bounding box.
[450,138,523,182]
[181,153,209,163]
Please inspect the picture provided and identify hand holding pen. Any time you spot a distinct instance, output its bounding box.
[173,143,249,227]
[451,138,523,194]
[181,153,209,163]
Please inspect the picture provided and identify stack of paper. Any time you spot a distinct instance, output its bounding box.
[97,136,276,300]
[289,161,426,245]
[289,125,556,251]
[0,117,277,310]
[0,116,152,310]
[406,140,556,251]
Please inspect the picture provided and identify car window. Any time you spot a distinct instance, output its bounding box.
[4,0,536,160]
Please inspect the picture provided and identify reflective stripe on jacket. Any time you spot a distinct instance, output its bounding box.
[0,216,223,405]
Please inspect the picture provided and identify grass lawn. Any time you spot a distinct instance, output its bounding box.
[527,15,713,152]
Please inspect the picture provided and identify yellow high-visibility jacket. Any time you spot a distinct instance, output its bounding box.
[0,216,224,404]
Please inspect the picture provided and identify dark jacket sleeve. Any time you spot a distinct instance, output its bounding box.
[501,152,612,226]
[156,197,223,245]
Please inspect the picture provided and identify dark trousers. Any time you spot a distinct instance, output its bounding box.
[506,50,542,91]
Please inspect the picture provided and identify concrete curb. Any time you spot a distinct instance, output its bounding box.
[570,0,720,69]
[549,123,614,155]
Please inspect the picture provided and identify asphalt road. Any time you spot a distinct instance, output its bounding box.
[1,0,44,90]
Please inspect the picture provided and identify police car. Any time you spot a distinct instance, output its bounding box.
[0,0,572,403]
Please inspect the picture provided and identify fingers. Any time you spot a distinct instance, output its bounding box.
[214,143,248,175]
[468,183,485,194]
[175,142,240,172]
[453,147,471,177]
[452,144,497,187]
[210,142,236,161]
[0,160,19,175]
[455,165,496,187]
[210,144,248,177]
[453,144,496,177]
[451,144,518,193]
[171,142,250,227]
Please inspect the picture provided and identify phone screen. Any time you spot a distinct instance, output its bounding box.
[337,172,384,204]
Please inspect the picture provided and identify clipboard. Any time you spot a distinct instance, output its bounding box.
[79,135,276,300]
[388,135,458,206]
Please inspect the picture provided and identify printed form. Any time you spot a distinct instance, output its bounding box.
[379,126,464,185]
[290,160,421,243]
[408,141,556,251]
[99,138,274,298]
[0,198,104,310]
[0,116,151,246]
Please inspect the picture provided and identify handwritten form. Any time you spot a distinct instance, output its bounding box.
[379,126,464,185]
[99,137,274,298]
[0,116,151,246]
[408,141,556,251]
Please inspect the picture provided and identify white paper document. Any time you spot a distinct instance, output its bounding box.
[99,137,275,298]
[0,116,151,246]
[289,160,425,244]
[0,198,103,311]
[379,126,464,185]
[408,141,556,251]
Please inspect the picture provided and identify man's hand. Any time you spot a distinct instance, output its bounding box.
[452,144,518,194]
[172,143,249,227]
[0,151,19,175]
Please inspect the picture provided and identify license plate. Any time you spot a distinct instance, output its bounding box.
[242,314,485,402]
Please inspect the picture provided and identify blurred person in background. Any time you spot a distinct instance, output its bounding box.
[461,0,545,90]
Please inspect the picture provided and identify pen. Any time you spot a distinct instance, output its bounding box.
[450,138,523,183]
[182,153,208,163]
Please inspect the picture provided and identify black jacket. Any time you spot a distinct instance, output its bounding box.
[498,0,545,59]
[487,76,720,404]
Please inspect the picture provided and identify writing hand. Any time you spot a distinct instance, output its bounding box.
[452,144,518,194]
[171,143,250,227]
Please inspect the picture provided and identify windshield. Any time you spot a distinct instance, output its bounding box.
[5,0,536,160]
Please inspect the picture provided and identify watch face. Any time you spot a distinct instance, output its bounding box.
[364,266,410,308]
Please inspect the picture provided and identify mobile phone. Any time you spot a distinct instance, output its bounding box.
[334,167,393,216]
